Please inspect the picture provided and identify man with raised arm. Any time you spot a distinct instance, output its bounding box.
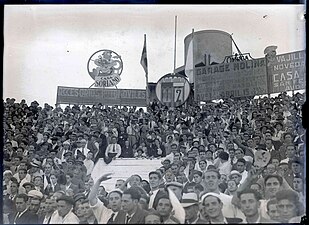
[88,173,125,223]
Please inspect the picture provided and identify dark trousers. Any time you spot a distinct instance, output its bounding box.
[94,146,107,164]
[104,153,117,164]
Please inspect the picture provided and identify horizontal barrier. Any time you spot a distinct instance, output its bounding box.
[91,158,163,191]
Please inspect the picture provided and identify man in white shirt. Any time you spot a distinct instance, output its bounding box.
[88,173,125,223]
[214,152,232,176]
[164,143,179,163]
[280,144,297,164]
[83,152,95,176]
[235,158,248,184]
[14,168,31,194]
[104,136,121,164]
[49,195,79,224]
[74,139,91,158]
[43,197,57,224]
[200,169,245,220]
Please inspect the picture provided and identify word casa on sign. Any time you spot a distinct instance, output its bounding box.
[273,70,304,83]
[273,70,305,90]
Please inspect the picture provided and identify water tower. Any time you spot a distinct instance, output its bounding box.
[184,30,232,65]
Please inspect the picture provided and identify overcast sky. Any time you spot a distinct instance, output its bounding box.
[3,4,306,106]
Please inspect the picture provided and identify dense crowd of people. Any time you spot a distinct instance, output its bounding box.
[2,91,306,224]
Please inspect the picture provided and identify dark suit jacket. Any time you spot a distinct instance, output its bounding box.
[269,149,282,161]
[225,217,243,224]
[112,210,126,224]
[260,216,277,223]
[194,218,209,224]
[12,209,38,224]
[121,146,134,158]
[44,183,61,195]
[285,173,303,189]
[115,207,148,224]
[284,173,295,188]
[67,182,79,194]
[241,216,277,223]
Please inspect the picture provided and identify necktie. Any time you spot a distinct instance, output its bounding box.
[126,215,131,224]
[14,212,20,224]
[107,213,115,224]
[47,215,52,224]
[113,144,116,153]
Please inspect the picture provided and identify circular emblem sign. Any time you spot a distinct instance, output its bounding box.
[155,73,191,107]
[87,50,123,87]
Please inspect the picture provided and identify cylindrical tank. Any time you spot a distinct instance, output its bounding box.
[184,30,232,65]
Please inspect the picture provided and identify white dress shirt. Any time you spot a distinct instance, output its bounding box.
[90,198,114,223]
[49,209,79,224]
[239,170,248,184]
[74,147,91,157]
[84,159,94,175]
[105,143,121,158]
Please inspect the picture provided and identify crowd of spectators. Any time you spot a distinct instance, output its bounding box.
[2,91,306,224]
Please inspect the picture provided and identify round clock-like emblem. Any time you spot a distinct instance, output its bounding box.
[87,50,123,87]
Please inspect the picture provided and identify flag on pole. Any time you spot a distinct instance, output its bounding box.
[140,34,148,76]
[185,30,194,83]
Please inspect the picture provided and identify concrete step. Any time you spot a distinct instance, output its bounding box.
[91,158,163,191]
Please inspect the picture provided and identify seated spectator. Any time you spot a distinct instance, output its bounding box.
[181,193,208,224]
[83,152,95,176]
[13,193,38,224]
[120,140,134,158]
[148,138,166,158]
[80,199,98,224]
[275,189,304,223]
[200,192,242,223]
[44,174,61,196]
[134,148,147,159]
[8,179,19,201]
[238,188,275,223]
[49,195,79,224]
[266,198,279,222]
[145,210,161,224]
[153,192,183,224]
[214,152,232,176]
[104,136,122,164]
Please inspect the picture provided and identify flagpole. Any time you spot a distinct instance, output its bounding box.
[191,29,196,102]
[171,16,177,109]
[173,15,177,75]
[144,34,149,106]
[191,29,195,83]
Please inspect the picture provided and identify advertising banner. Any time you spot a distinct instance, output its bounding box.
[194,58,267,101]
[267,50,306,93]
[56,86,146,106]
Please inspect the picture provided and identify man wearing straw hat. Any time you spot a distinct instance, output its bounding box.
[181,193,208,224]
